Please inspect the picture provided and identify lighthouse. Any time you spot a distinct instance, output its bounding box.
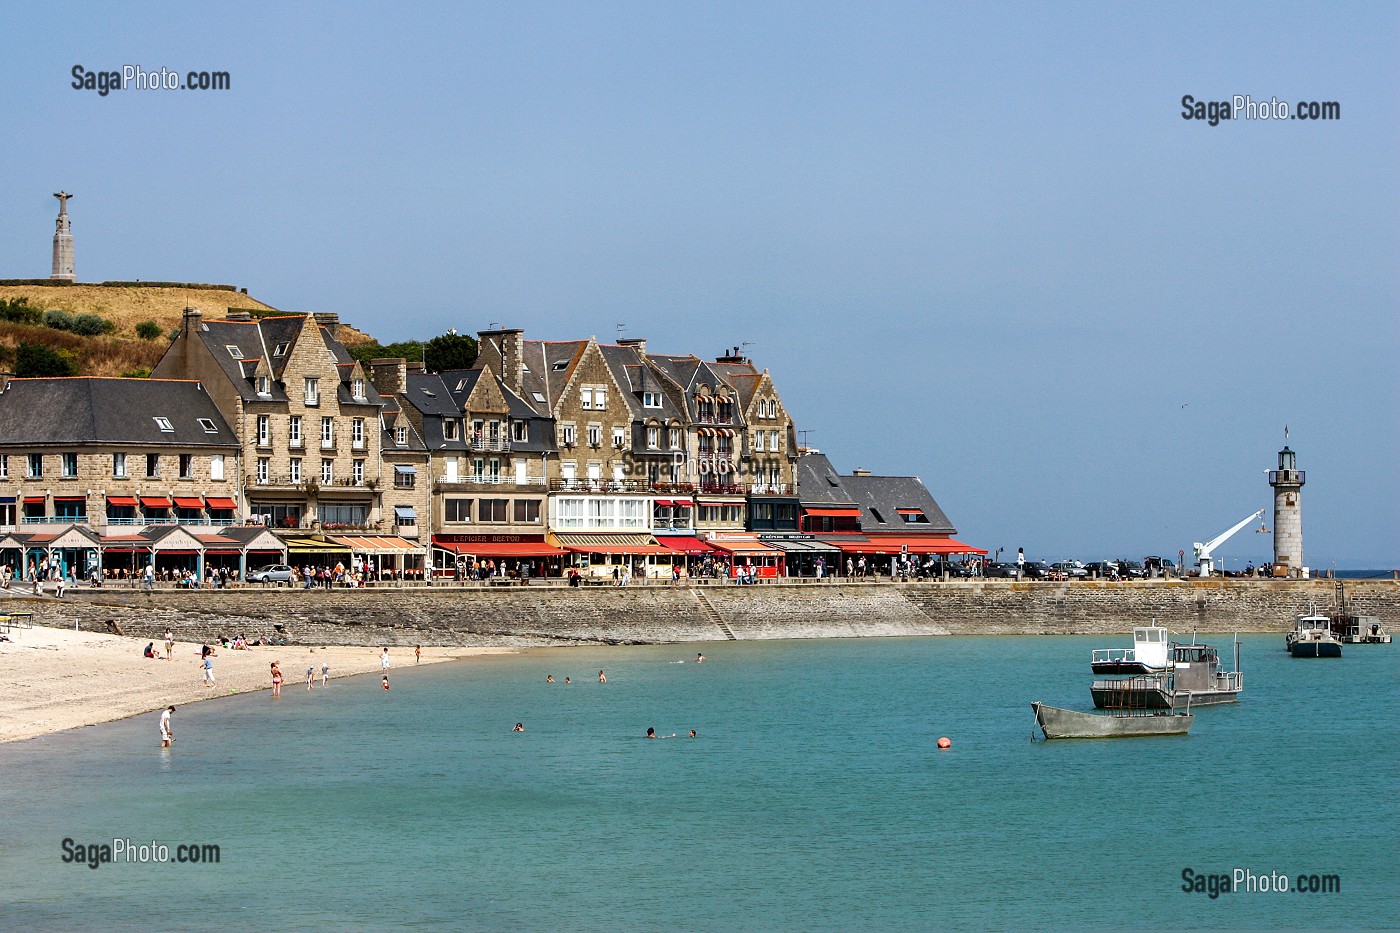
[1268,430,1305,577]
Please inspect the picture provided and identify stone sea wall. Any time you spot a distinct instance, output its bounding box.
[4,578,1396,647]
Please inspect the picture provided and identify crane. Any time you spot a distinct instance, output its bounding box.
[1193,509,1267,577]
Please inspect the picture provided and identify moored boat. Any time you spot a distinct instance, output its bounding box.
[1326,582,1391,645]
[1031,702,1193,740]
[1090,628,1243,709]
[1287,609,1342,658]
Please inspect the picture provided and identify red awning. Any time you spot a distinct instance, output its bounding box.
[154,549,198,556]
[53,496,86,502]
[804,507,861,517]
[561,544,670,556]
[897,509,924,516]
[708,538,779,555]
[434,540,565,557]
[141,497,172,509]
[173,497,204,509]
[831,537,988,556]
[204,549,241,555]
[205,497,238,510]
[23,496,45,505]
[655,536,718,554]
[672,499,694,508]
[106,496,138,507]
[654,499,674,507]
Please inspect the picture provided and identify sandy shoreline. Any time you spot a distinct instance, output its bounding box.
[0,623,516,744]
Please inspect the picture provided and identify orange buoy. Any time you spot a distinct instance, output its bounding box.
[937,737,951,749]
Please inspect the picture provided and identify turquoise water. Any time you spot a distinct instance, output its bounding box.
[1,635,1396,931]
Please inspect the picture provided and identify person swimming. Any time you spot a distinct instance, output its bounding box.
[513,722,525,732]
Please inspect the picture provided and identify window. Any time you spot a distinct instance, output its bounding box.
[289,458,302,483]
[646,426,660,449]
[273,342,289,357]
[256,457,269,484]
[321,417,334,449]
[443,419,458,441]
[210,454,224,481]
[250,502,301,527]
[669,426,681,450]
[153,417,174,433]
[394,465,417,488]
[532,392,546,404]
[561,424,576,446]
[643,391,661,408]
[304,377,319,406]
[767,430,779,451]
[179,454,194,479]
[551,360,568,372]
[612,427,626,448]
[257,375,271,397]
[146,453,159,478]
[587,425,602,447]
[445,499,472,523]
[393,506,416,528]
[753,432,766,452]
[581,388,593,410]
[198,418,218,434]
[901,510,929,524]
[289,416,303,448]
[552,496,584,528]
[352,459,365,484]
[321,459,333,484]
[257,415,271,447]
[0,455,7,478]
[352,378,365,400]
[352,418,366,448]
[26,454,43,478]
[513,499,541,523]
[61,452,78,477]
[478,498,508,522]
[870,508,886,524]
[395,426,408,446]
[595,388,607,410]
[226,345,242,358]
[513,421,529,442]
[319,502,368,526]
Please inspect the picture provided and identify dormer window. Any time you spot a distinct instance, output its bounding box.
[226,345,242,358]
[551,360,568,372]
[352,378,365,400]
[395,426,408,446]
[273,342,289,357]
[153,416,174,433]
[643,392,661,408]
[455,379,467,391]
[257,375,271,396]
[444,420,459,441]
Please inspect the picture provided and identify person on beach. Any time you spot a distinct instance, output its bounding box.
[381,675,390,690]
[598,670,606,683]
[512,722,524,732]
[143,642,157,659]
[321,662,329,687]
[201,653,215,686]
[380,648,391,670]
[271,662,283,698]
[164,629,174,660]
[415,645,421,664]
[306,664,315,689]
[160,706,174,747]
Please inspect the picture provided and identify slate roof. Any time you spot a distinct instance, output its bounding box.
[0,377,239,448]
[796,452,956,534]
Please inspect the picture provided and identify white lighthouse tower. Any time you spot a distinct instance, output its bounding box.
[1268,429,1305,577]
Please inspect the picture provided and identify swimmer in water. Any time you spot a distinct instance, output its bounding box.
[689,730,697,738]
[513,722,524,732]
[696,653,704,663]
[546,675,555,683]
[598,670,606,683]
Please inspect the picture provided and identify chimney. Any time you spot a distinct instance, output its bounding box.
[181,306,202,334]
[851,468,873,477]
[406,361,426,374]
[618,337,647,356]
[716,346,747,364]
[225,310,252,322]
[312,312,339,337]
[369,358,408,397]
[478,327,525,395]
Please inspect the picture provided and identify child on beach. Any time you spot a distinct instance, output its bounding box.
[381,675,390,690]
[321,662,329,687]
[201,654,215,686]
[160,706,174,747]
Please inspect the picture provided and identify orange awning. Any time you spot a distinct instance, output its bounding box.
[205,497,238,510]
[106,496,138,507]
[173,497,204,509]
[804,507,861,517]
[434,540,565,557]
[140,496,172,509]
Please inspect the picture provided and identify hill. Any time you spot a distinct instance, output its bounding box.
[0,281,375,377]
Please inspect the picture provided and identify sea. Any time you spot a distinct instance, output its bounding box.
[1,634,1396,932]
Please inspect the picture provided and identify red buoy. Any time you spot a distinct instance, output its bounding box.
[937,737,951,749]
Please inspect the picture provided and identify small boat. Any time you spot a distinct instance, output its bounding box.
[1287,608,1342,658]
[1327,582,1391,645]
[1031,702,1193,740]
[1090,627,1243,709]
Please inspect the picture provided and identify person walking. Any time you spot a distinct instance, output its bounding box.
[159,706,175,748]
[201,653,216,687]
[380,647,391,670]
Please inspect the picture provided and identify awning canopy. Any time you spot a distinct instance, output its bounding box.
[329,535,422,553]
[803,507,861,518]
[433,540,565,557]
[653,499,674,507]
[393,506,417,520]
[284,537,352,553]
[708,536,780,555]
[53,496,86,502]
[655,536,718,555]
[394,465,417,475]
[106,496,139,508]
[173,497,204,510]
[896,509,924,516]
[23,497,46,505]
[831,536,987,555]
[205,497,238,510]
[671,499,694,508]
[140,496,172,509]
[553,532,668,555]
[763,539,841,554]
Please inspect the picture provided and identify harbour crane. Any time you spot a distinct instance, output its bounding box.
[1193,509,1267,577]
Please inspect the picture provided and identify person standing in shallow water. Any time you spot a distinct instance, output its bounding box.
[415,645,421,664]
[598,670,606,683]
[159,706,174,747]
[271,661,283,698]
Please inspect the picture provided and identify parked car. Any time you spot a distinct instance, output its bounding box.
[982,561,1020,578]
[247,564,294,584]
[1142,556,1177,577]
[1021,560,1059,580]
[921,558,973,578]
[1083,561,1119,580]
[1052,560,1088,579]
[1115,560,1147,579]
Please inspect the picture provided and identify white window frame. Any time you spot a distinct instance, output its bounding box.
[352,418,365,449]
[290,458,302,483]
[352,378,366,400]
[321,417,334,449]
[581,388,593,410]
[612,427,626,448]
[646,426,660,449]
[643,391,661,408]
[289,416,303,448]
[112,452,127,478]
[257,415,270,447]
[304,377,319,406]
[321,459,333,485]
[210,454,225,481]
[352,459,365,484]
[256,457,269,484]
[257,375,271,397]
[395,426,408,446]
[595,388,607,410]
[587,425,602,448]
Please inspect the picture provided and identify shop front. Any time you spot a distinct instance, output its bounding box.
[432,534,565,579]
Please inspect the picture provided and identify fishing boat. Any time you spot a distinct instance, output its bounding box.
[1031,702,1193,740]
[1089,627,1243,709]
[1287,607,1342,658]
[1326,582,1391,645]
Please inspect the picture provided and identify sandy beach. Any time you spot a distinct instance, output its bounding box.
[0,623,515,744]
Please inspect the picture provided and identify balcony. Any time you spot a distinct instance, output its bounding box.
[20,515,89,525]
[697,481,747,496]
[551,479,696,494]
[468,436,511,452]
[246,474,379,492]
[749,483,793,496]
[439,474,546,488]
[105,516,237,527]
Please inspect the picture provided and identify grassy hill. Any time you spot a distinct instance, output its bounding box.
[0,281,374,377]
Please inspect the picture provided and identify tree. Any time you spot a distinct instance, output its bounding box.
[0,297,40,324]
[423,331,477,373]
[346,339,426,365]
[14,343,77,377]
[135,320,162,340]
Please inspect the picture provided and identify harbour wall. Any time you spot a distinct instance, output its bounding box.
[4,578,1396,647]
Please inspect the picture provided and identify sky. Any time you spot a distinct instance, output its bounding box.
[3,2,1396,568]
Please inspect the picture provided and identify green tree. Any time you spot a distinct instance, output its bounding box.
[14,343,77,377]
[135,320,162,340]
[423,331,478,373]
[0,297,41,324]
[346,339,426,366]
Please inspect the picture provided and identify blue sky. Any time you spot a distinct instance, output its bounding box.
[3,2,1396,567]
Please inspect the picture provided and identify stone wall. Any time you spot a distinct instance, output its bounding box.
[3,578,1395,647]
